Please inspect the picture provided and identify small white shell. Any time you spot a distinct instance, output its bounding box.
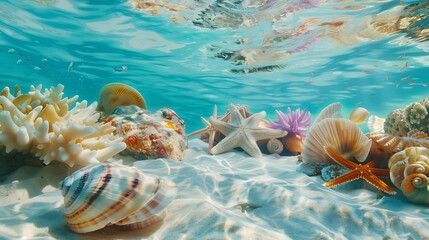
[59,163,177,233]
[349,107,369,124]
[266,138,283,154]
[302,118,372,164]
[367,115,385,133]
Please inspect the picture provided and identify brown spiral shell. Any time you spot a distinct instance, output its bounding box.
[388,147,429,204]
[266,138,284,154]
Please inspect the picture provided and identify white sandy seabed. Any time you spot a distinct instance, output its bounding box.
[0,139,429,240]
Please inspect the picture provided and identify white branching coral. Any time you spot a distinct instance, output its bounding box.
[0,84,126,168]
[1,84,78,116]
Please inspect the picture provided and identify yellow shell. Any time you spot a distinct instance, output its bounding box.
[349,107,369,124]
[97,83,146,115]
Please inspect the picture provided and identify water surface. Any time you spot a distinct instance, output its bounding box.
[0,0,428,133]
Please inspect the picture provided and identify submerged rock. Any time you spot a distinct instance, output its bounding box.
[296,162,330,176]
[0,151,26,177]
[321,165,364,190]
[0,150,42,177]
[104,105,187,161]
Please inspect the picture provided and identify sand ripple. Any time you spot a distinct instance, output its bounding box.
[1,139,429,239]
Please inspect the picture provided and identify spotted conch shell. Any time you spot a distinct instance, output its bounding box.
[59,163,177,233]
[389,147,429,204]
[97,83,147,115]
[302,118,372,164]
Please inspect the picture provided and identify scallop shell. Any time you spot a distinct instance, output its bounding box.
[388,147,429,204]
[314,102,342,123]
[97,83,147,115]
[302,118,372,164]
[366,132,405,155]
[59,163,177,233]
[349,107,369,124]
[366,130,429,155]
[367,115,385,133]
[266,138,283,154]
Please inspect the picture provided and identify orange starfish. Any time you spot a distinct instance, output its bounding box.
[323,146,396,195]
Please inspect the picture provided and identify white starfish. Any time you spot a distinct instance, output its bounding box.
[186,105,226,154]
[210,103,287,158]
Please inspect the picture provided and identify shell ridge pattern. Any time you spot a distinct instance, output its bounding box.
[389,147,429,204]
[60,163,177,233]
[64,172,89,209]
[67,167,148,231]
[116,178,177,225]
[65,164,113,218]
[63,164,103,213]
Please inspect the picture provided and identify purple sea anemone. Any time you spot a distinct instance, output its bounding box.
[269,108,312,137]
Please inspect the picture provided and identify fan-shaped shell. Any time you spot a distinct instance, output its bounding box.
[314,102,342,123]
[59,163,177,233]
[97,83,146,115]
[388,147,429,204]
[366,132,405,155]
[366,130,429,155]
[302,118,372,164]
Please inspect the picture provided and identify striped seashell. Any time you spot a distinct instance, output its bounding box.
[59,163,177,233]
[302,118,372,164]
[366,130,429,155]
[388,147,429,204]
[97,83,147,115]
[266,138,283,154]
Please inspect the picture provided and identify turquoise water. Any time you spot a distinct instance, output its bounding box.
[0,0,428,133]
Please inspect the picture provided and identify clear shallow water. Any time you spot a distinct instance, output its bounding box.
[0,0,428,133]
